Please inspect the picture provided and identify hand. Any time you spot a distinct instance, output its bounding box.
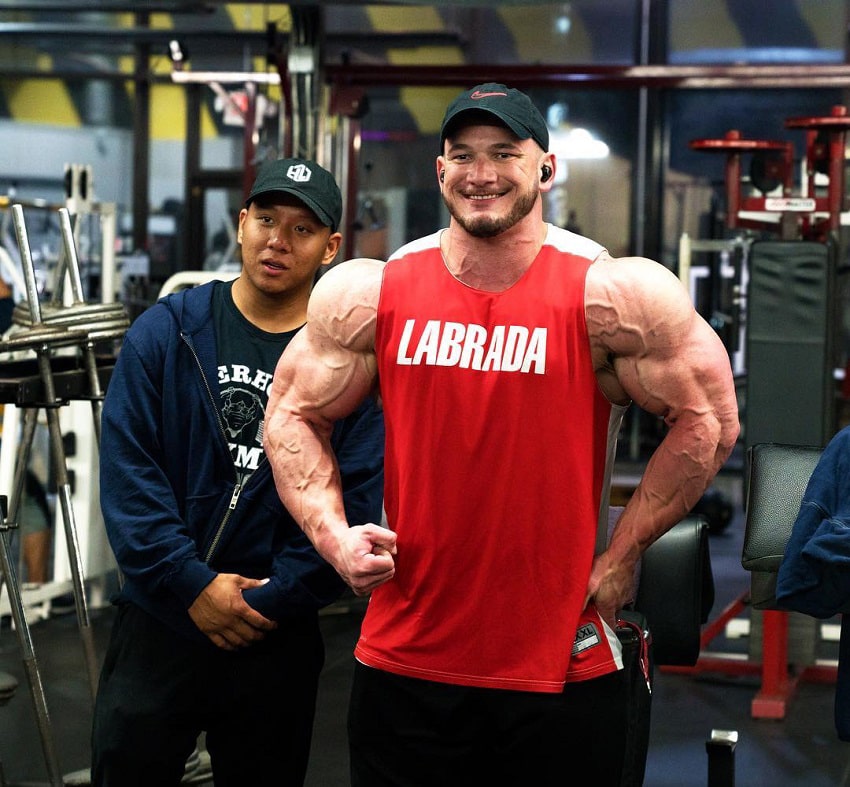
[188,573,278,651]
[584,552,638,631]
[331,524,397,597]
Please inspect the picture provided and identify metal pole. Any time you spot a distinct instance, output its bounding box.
[0,495,64,787]
[706,729,737,787]
[58,209,104,446]
[11,205,100,700]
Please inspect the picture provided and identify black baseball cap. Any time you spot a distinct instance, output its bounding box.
[245,158,342,232]
[440,83,549,152]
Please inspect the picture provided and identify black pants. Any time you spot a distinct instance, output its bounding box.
[349,663,638,787]
[91,603,324,787]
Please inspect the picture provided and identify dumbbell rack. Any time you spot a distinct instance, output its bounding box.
[0,203,126,786]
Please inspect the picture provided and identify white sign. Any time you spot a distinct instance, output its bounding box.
[764,197,817,212]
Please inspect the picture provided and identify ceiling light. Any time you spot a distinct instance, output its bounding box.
[555,3,572,35]
[550,127,609,160]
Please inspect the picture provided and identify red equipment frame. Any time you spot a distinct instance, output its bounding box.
[663,595,838,719]
[690,105,850,242]
[678,107,850,718]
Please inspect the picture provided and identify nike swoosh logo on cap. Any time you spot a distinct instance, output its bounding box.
[470,90,508,99]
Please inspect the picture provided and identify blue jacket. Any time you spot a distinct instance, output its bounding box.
[775,425,850,740]
[100,281,385,643]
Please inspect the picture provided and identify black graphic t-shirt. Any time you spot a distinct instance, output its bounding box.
[212,280,301,485]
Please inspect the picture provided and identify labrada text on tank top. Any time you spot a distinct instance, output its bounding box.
[396,319,546,375]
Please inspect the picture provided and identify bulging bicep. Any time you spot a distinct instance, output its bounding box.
[588,257,734,422]
[271,260,382,426]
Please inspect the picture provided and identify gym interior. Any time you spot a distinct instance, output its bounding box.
[1,1,850,784]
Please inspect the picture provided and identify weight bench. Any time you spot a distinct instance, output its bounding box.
[605,507,713,668]
[740,442,826,720]
[634,514,714,667]
[741,443,823,609]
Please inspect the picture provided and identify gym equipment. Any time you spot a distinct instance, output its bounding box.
[0,203,125,783]
[667,443,835,722]
[10,208,127,447]
[690,131,795,234]
[0,493,62,787]
[740,443,837,720]
[605,504,715,669]
[8,204,114,698]
[741,444,822,611]
[690,104,850,242]
[685,107,849,429]
[634,516,714,667]
[785,106,850,240]
[679,105,849,722]
[706,729,737,787]
[0,492,63,786]
[746,239,835,450]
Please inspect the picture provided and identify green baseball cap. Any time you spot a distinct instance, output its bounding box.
[440,83,549,152]
[246,158,342,232]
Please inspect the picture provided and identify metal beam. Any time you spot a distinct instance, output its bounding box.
[0,23,462,48]
[131,26,151,255]
[324,63,850,90]
[6,61,850,89]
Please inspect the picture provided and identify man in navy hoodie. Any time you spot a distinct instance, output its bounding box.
[775,426,850,742]
[91,158,384,786]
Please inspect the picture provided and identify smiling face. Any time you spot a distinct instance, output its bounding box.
[438,118,553,238]
[236,193,341,304]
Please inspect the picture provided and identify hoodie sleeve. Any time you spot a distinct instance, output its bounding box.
[242,396,385,617]
[776,427,850,618]
[100,313,216,609]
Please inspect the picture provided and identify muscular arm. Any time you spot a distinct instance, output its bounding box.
[586,253,740,625]
[264,258,396,595]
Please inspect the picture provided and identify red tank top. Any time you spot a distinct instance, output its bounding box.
[357,226,619,692]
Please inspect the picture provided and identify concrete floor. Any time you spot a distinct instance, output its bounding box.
[0,483,847,786]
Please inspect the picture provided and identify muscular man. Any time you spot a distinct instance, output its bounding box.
[265,84,739,786]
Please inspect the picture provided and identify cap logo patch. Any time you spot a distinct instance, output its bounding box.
[286,163,312,183]
[470,89,508,100]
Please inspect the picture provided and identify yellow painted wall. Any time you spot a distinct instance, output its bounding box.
[3,78,80,127]
[366,6,462,136]
[499,5,593,63]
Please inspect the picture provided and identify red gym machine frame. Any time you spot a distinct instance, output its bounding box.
[675,106,850,720]
[689,104,850,242]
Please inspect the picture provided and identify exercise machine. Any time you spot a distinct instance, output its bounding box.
[677,105,850,720]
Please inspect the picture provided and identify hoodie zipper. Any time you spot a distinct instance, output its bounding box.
[205,481,242,563]
[181,332,249,564]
